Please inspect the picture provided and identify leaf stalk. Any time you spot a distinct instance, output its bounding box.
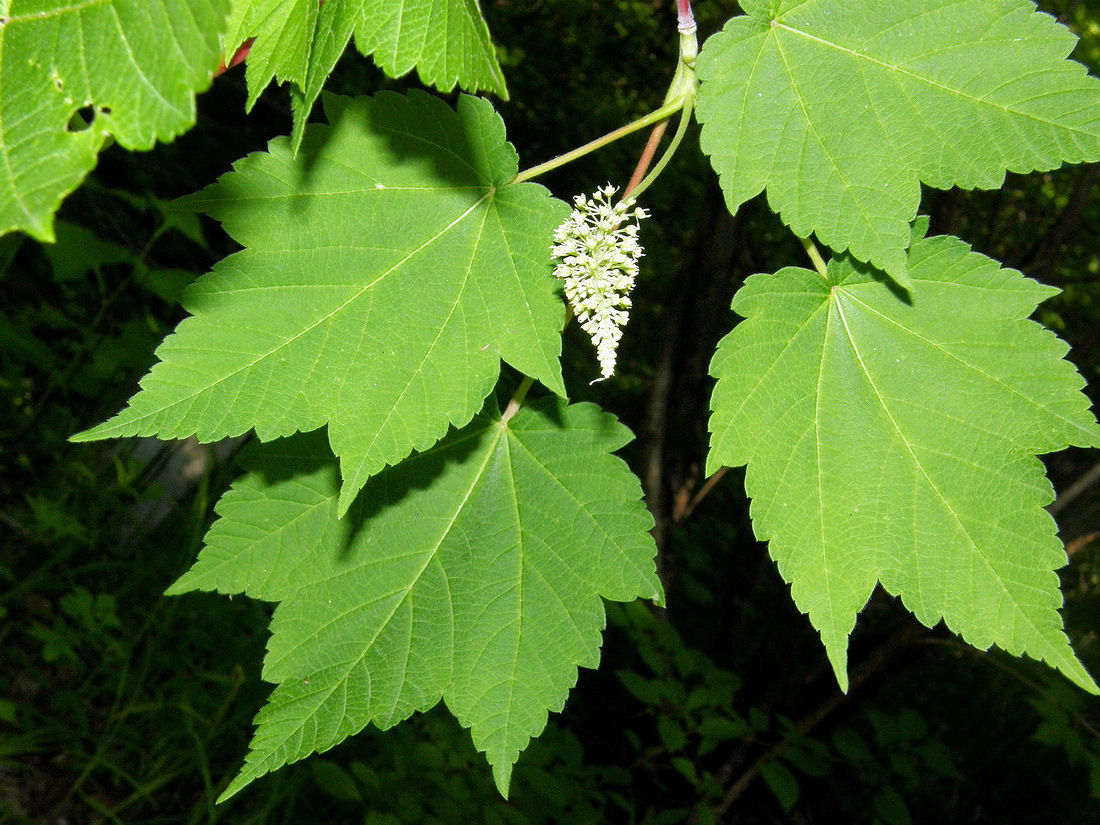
[502,376,534,423]
[623,7,698,199]
[511,98,689,185]
[801,237,829,279]
[628,98,694,200]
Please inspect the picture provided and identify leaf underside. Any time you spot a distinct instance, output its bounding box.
[708,230,1100,694]
[696,0,1100,285]
[0,0,230,240]
[169,397,662,800]
[74,91,567,513]
[224,0,507,147]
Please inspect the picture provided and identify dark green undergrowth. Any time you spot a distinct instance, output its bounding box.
[3,1,1100,822]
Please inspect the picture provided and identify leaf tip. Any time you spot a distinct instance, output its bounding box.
[216,769,253,804]
[821,632,851,694]
[491,760,513,799]
[542,372,568,402]
[70,413,135,443]
[910,215,930,243]
[886,261,912,293]
[29,221,58,245]
[1056,654,1099,696]
[289,89,312,156]
[163,575,193,597]
[69,423,107,443]
[1077,674,1100,696]
[336,482,360,519]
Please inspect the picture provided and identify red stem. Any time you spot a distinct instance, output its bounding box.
[215,0,327,76]
[624,121,669,198]
[215,40,253,76]
[676,0,696,33]
[623,0,696,196]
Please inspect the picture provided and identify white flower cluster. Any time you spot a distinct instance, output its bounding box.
[550,184,649,381]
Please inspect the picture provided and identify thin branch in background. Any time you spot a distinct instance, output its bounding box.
[706,623,924,820]
[1058,0,1081,25]
[676,466,727,522]
[982,185,1007,252]
[919,636,1100,741]
[0,509,30,538]
[15,225,165,439]
[639,185,739,587]
[1048,459,1100,516]
[1066,531,1099,558]
[1023,162,1100,279]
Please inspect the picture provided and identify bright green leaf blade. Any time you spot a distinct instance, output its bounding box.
[696,0,1100,285]
[352,0,506,96]
[0,0,230,240]
[225,0,506,146]
[169,397,662,800]
[226,0,319,111]
[74,91,568,512]
[708,232,1100,694]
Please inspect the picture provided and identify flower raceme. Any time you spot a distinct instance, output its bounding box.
[550,185,649,381]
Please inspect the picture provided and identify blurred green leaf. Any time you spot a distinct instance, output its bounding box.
[758,758,799,812]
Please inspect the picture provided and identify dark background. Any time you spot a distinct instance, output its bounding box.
[2,1,1100,822]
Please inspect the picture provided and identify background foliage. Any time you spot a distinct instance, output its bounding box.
[2,0,1100,822]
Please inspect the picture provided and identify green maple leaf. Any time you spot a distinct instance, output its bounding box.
[0,0,230,240]
[695,0,1100,286]
[74,91,567,513]
[168,396,662,800]
[708,229,1100,694]
[224,0,506,147]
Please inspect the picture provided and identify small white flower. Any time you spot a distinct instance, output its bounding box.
[550,184,649,381]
